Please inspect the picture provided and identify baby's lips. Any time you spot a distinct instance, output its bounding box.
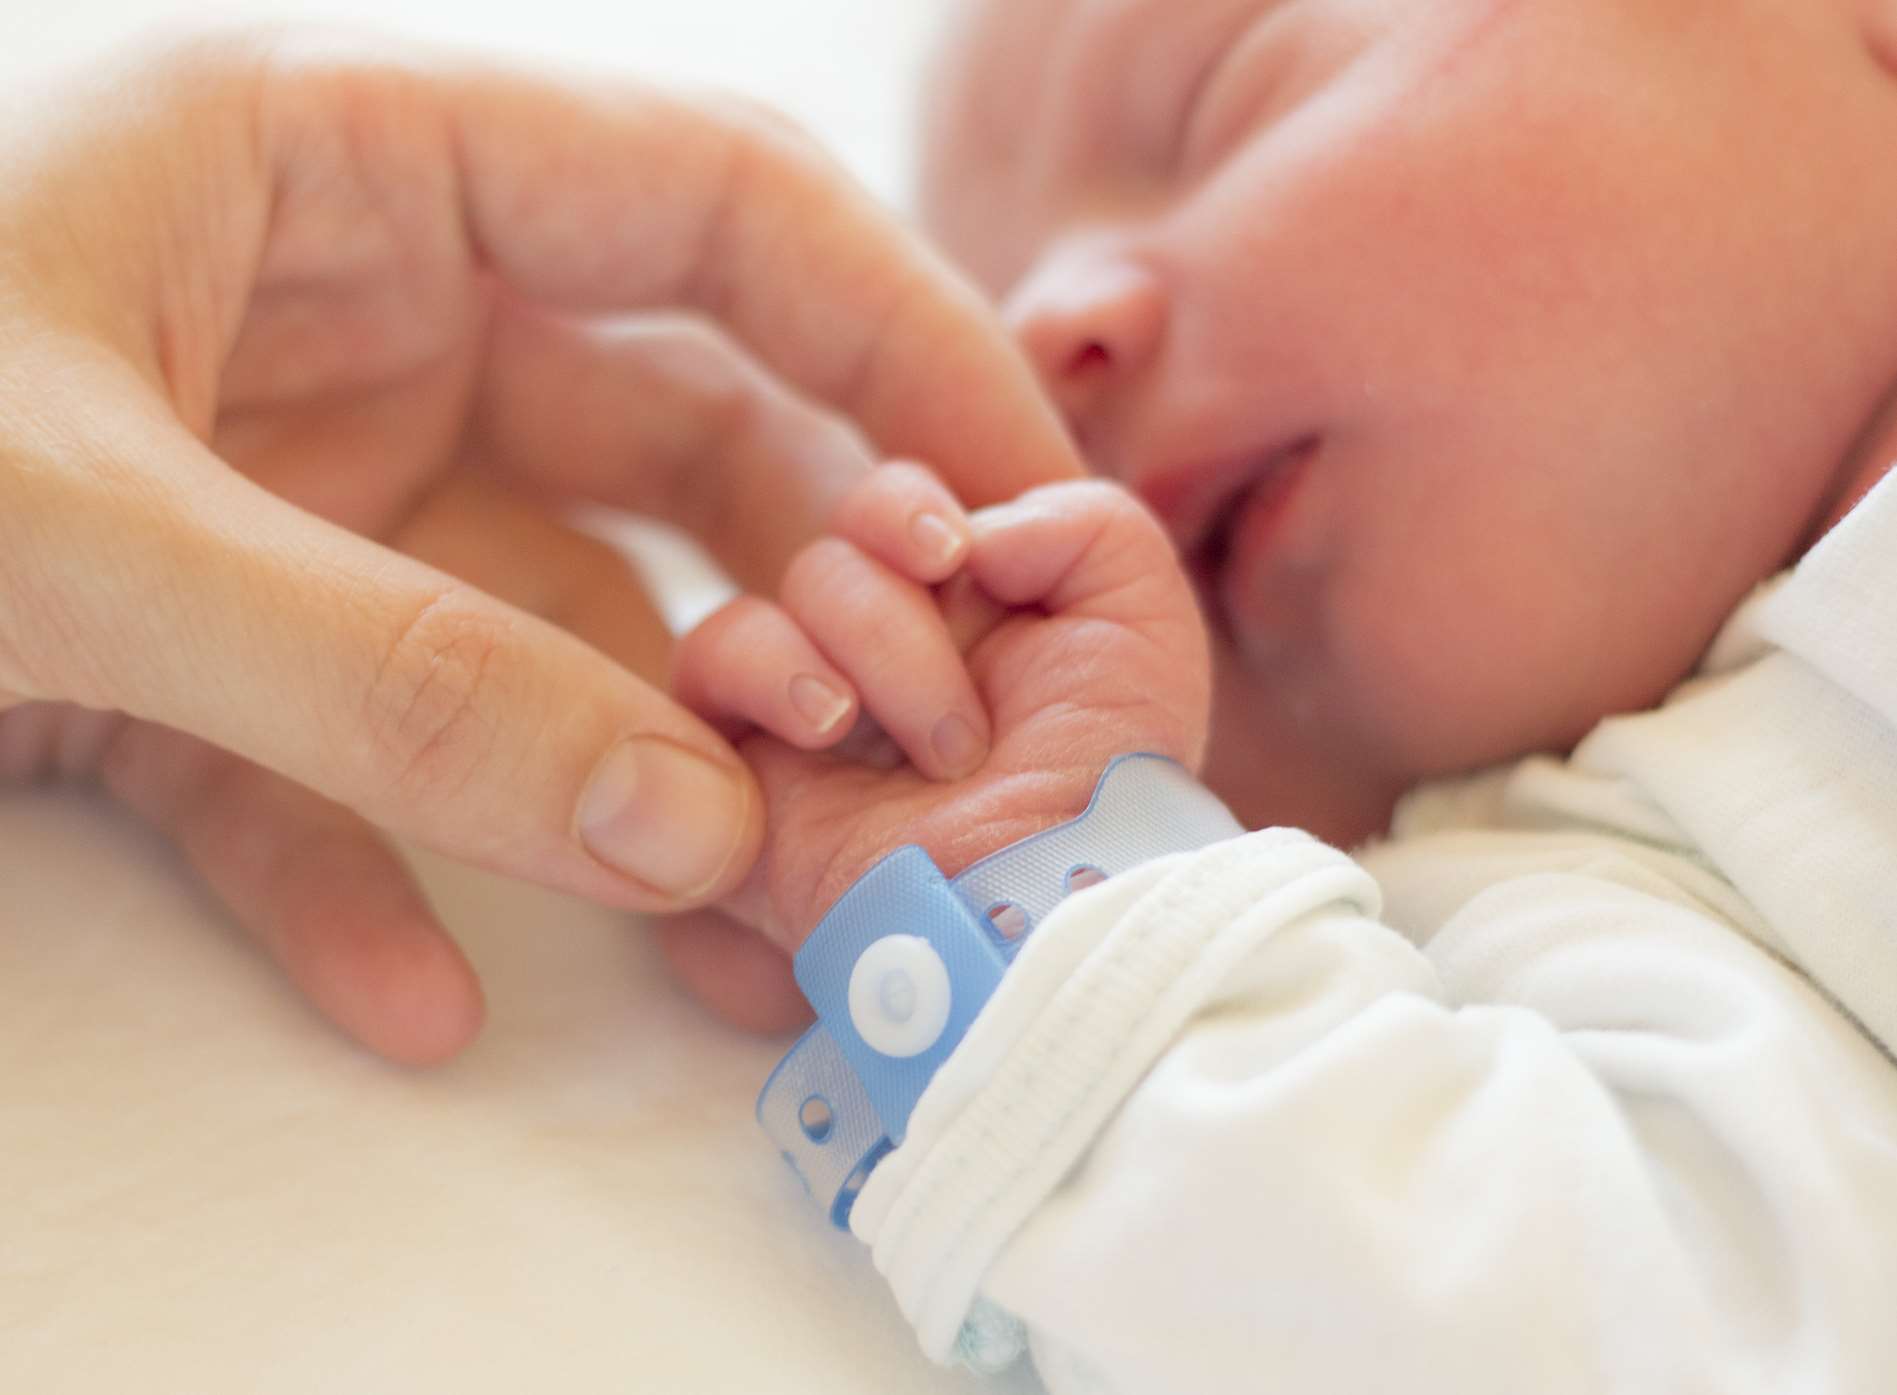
[1127,433,1320,564]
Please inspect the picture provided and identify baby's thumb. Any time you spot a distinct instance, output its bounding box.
[968,479,1202,627]
[964,479,1212,765]
[6,421,760,912]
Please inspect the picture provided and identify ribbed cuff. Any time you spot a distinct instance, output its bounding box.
[850,828,1380,1361]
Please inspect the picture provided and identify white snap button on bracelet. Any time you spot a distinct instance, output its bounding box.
[848,935,952,1058]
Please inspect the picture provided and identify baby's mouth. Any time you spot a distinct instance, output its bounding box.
[1178,436,1320,628]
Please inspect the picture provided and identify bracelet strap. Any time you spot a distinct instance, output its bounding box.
[757,753,1241,1227]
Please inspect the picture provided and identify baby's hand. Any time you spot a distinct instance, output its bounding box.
[671,464,1211,954]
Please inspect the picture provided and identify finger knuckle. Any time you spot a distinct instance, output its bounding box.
[362,587,513,803]
[780,536,863,615]
[1065,477,1174,555]
[252,26,432,108]
[683,98,830,311]
[1066,476,1145,518]
[685,95,849,309]
[881,458,947,494]
[851,459,939,515]
[128,21,281,89]
[713,95,830,171]
[0,448,112,709]
[680,593,766,669]
[707,592,775,641]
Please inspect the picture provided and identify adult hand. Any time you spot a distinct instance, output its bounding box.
[0,30,1079,1063]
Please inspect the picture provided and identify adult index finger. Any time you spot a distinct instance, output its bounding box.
[268,39,1084,503]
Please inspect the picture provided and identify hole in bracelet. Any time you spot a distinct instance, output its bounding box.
[1065,864,1108,894]
[799,1095,834,1144]
[986,901,1029,940]
[833,1139,895,1229]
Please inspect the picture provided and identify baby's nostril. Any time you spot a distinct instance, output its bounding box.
[1068,340,1111,375]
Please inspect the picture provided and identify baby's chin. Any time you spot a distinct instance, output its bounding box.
[1199,639,1405,848]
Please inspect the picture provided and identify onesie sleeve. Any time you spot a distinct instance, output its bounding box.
[845,828,1897,1394]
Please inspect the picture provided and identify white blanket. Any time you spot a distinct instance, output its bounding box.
[0,789,1031,1393]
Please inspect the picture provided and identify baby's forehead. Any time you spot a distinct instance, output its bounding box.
[930,0,1145,153]
[931,0,1071,118]
[931,0,1245,142]
[923,0,1193,279]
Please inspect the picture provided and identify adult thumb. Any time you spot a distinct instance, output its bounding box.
[5,393,761,913]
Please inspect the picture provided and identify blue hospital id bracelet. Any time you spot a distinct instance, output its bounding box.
[757,753,1242,1228]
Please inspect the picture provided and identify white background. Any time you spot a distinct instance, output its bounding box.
[1,0,946,204]
[0,3,1041,1393]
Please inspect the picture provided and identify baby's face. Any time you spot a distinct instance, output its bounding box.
[923,0,1895,836]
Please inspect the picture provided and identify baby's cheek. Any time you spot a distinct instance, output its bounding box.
[1325,554,1590,780]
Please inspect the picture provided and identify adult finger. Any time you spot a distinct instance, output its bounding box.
[469,305,872,592]
[96,715,484,1066]
[254,37,1083,501]
[390,472,675,685]
[4,361,761,915]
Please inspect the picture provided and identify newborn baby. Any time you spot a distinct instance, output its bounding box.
[920,0,1897,844]
[675,1,1897,1391]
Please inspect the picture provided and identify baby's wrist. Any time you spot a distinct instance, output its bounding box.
[759,754,1243,1230]
[789,764,1105,944]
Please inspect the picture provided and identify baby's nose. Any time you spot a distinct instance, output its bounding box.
[1004,252,1168,451]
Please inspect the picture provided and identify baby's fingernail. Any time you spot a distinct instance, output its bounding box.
[577,737,749,900]
[931,712,986,776]
[910,511,967,567]
[789,673,852,735]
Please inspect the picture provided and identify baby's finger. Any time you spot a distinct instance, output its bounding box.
[673,596,859,749]
[967,479,1192,618]
[782,538,990,781]
[827,460,972,584]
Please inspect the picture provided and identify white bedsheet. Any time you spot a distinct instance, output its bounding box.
[1,790,1034,1392]
[1,2,1036,1389]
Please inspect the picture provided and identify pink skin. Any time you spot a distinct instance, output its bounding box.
[676,461,990,780]
[669,468,1210,958]
[921,0,1897,845]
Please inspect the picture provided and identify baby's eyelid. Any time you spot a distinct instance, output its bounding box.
[1175,14,1301,176]
[1170,33,1241,171]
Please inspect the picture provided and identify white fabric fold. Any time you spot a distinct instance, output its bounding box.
[851,832,1380,1359]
